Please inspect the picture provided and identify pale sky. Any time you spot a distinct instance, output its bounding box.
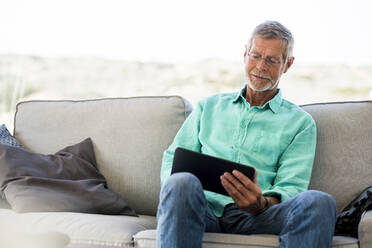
[1,0,371,65]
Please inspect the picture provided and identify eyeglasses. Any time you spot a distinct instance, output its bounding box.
[247,53,282,67]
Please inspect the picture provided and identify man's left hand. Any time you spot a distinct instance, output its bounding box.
[220,170,266,215]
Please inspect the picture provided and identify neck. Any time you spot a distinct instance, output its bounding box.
[245,86,278,107]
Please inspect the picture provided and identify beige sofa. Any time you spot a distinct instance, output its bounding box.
[0,96,372,248]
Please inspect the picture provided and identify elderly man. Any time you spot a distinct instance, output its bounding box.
[157,21,337,248]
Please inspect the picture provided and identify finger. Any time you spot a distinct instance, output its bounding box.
[223,172,248,192]
[232,170,260,193]
[222,172,256,201]
[221,174,259,209]
[220,174,245,201]
[253,170,258,184]
[232,170,254,186]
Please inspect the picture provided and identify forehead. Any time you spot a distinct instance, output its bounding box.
[250,36,285,57]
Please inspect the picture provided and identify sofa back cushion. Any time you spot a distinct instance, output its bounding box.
[302,101,372,211]
[14,96,192,215]
[14,98,372,214]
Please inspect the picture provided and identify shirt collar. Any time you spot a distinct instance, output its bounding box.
[232,86,246,103]
[232,85,283,114]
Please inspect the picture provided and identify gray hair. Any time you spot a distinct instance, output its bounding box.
[248,21,294,61]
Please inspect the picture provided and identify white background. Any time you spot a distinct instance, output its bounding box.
[1,0,371,65]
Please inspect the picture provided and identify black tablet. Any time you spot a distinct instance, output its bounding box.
[171,147,256,196]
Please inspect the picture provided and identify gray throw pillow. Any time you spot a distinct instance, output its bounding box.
[0,138,137,216]
[0,124,23,148]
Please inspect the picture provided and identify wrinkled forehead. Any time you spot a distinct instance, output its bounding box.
[248,36,287,58]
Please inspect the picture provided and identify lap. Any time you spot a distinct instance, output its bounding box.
[218,190,335,235]
[164,174,336,236]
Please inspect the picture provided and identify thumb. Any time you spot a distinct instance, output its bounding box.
[253,170,258,184]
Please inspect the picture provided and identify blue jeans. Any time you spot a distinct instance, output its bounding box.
[157,173,337,248]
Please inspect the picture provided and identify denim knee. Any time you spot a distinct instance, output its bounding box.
[161,172,203,197]
[297,190,337,218]
[305,190,336,209]
[278,191,336,247]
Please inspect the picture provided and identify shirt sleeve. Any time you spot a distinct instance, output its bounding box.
[160,100,204,186]
[262,117,317,202]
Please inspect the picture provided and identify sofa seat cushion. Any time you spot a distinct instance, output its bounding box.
[0,209,156,247]
[133,230,359,248]
[0,229,69,248]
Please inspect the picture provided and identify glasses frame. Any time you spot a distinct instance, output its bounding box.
[247,52,282,67]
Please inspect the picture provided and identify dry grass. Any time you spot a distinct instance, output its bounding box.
[1,54,372,131]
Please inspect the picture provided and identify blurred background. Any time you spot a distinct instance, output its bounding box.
[1,0,372,130]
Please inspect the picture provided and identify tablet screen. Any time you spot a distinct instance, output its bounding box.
[171,147,255,195]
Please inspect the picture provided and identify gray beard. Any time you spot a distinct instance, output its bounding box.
[244,75,280,92]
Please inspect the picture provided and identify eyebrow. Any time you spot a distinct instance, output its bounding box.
[250,52,281,60]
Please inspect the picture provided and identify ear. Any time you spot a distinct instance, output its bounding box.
[283,56,295,73]
[244,44,248,62]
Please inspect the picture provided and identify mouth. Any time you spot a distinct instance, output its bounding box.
[251,74,271,81]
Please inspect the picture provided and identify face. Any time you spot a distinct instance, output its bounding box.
[244,36,294,92]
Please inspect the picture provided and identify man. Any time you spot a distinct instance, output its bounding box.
[157,21,337,248]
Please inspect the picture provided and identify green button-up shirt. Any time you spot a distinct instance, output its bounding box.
[160,86,317,217]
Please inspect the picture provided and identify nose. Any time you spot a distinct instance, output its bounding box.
[256,58,267,70]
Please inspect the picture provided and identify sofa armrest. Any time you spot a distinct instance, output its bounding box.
[358,210,372,248]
